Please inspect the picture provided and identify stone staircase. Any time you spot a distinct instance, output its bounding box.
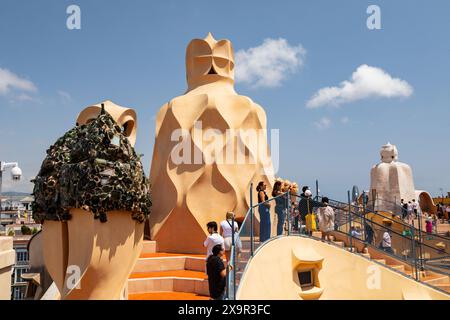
[127,241,210,300]
[413,218,450,235]
[234,238,261,286]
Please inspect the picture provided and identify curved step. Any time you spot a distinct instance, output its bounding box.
[129,270,207,280]
[134,253,207,273]
[389,265,406,272]
[128,271,209,296]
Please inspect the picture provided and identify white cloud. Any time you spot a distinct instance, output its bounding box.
[341,116,349,124]
[58,90,72,103]
[314,117,331,130]
[235,38,306,88]
[306,64,413,108]
[15,93,35,102]
[8,93,42,105]
[0,68,37,95]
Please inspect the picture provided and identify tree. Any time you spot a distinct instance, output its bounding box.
[7,229,15,237]
[21,225,31,235]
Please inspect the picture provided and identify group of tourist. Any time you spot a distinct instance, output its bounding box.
[256,181,336,242]
[204,181,450,299]
[401,199,450,234]
[203,212,242,300]
[203,180,338,300]
[400,199,419,225]
[436,202,450,223]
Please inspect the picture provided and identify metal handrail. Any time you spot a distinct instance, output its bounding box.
[369,197,450,239]
[368,197,406,216]
[226,188,450,299]
[321,196,450,256]
[315,194,450,245]
[226,189,290,299]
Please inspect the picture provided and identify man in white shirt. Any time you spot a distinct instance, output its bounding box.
[381,230,393,254]
[204,221,225,259]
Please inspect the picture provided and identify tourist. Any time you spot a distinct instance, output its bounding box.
[294,186,309,232]
[446,205,450,223]
[304,190,318,235]
[220,212,241,262]
[272,180,286,236]
[204,221,224,259]
[298,186,320,235]
[317,197,335,241]
[256,181,271,242]
[436,204,443,222]
[294,186,309,231]
[425,215,433,234]
[402,228,413,238]
[443,204,448,221]
[350,226,362,238]
[412,199,419,217]
[401,199,407,220]
[364,222,374,247]
[290,206,299,232]
[381,229,394,254]
[433,213,438,233]
[206,244,231,300]
[407,208,415,226]
[407,201,413,219]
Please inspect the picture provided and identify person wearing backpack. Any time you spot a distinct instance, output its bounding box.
[298,187,320,235]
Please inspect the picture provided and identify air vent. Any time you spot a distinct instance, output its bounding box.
[298,270,313,288]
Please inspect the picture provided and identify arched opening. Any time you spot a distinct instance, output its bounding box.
[121,120,135,138]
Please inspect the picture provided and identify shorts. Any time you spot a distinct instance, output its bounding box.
[224,236,242,252]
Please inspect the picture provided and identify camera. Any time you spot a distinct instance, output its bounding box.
[11,166,22,181]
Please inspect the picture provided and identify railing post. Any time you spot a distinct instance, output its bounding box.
[250,183,254,257]
[315,179,319,199]
[410,225,418,281]
[232,213,236,299]
[225,259,230,299]
[348,190,353,251]
[286,192,290,236]
[417,209,424,271]
[362,191,367,245]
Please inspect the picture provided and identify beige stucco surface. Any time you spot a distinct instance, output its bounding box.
[237,236,449,300]
[76,100,137,146]
[369,143,436,215]
[149,33,275,254]
[370,143,416,212]
[0,237,15,300]
[26,232,54,299]
[43,210,143,299]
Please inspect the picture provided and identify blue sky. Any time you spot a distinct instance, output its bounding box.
[0,0,449,200]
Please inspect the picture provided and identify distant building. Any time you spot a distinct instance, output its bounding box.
[1,195,37,236]
[11,234,33,300]
[0,194,42,299]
